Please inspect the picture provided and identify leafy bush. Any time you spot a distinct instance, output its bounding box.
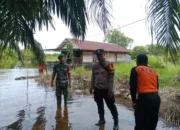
[72,66,91,77]
[114,62,135,81]
[148,55,166,69]
[0,47,18,69]
[131,46,148,59]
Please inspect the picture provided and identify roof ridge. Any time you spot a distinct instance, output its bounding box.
[62,38,129,53]
[69,38,123,46]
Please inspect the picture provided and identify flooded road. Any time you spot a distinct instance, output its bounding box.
[0,69,178,130]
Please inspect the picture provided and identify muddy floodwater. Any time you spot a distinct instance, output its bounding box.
[0,69,179,130]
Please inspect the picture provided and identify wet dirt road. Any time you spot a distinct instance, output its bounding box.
[0,69,178,130]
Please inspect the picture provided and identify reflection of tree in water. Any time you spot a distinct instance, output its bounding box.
[32,107,46,130]
[55,107,70,130]
[5,110,25,130]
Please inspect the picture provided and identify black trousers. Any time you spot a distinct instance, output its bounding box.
[135,93,161,130]
[94,88,118,122]
[56,86,68,107]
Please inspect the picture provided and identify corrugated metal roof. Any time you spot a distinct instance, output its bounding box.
[58,38,129,53]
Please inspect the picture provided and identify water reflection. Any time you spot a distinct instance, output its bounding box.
[4,110,25,130]
[0,69,179,130]
[55,107,69,130]
[32,107,46,130]
[99,125,105,130]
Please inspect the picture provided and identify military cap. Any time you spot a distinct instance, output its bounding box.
[95,49,105,55]
[58,54,64,59]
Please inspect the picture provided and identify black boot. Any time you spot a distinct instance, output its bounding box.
[64,96,67,107]
[95,117,106,126]
[113,123,119,130]
[57,100,61,108]
[113,118,119,130]
[57,98,61,108]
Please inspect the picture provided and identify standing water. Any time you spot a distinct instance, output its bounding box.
[0,69,178,130]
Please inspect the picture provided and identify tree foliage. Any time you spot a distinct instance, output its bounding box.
[103,29,133,48]
[0,45,18,68]
[131,46,148,59]
[146,44,165,56]
[21,49,39,68]
[0,0,180,62]
[66,42,74,67]
[0,0,112,62]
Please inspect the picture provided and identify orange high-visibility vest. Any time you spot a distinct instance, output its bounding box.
[136,66,158,94]
[38,64,44,70]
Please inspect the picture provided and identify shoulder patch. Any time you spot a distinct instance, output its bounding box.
[108,63,115,73]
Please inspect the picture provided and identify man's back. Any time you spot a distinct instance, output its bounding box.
[135,66,158,94]
[129,54,160,130]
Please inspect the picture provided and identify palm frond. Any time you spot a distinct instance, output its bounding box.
[147,0,180,63]
[42,0,87,39]
[87,0,112,33]
[0,0,113,63]
[33,40,45,64]
[0,0,53,62]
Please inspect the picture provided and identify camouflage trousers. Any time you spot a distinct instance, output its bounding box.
[56,85,68,107]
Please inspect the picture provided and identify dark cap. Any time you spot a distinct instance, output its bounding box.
[58,54,64,59]
[95,49,105,56]
[136,54,148,64]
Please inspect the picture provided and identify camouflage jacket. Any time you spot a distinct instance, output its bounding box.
[91,60,115,92]
[53,63,70,86]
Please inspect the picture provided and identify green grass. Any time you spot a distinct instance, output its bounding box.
[72,60,180,88]
[45,54,58,62]
[71,66,91,77]
[114,62,135,81]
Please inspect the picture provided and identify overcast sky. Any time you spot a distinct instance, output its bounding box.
[34,0,152,50]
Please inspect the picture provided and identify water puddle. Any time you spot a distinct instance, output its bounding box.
[0,69,179,130]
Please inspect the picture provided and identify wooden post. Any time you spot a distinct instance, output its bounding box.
[116,53,117,63]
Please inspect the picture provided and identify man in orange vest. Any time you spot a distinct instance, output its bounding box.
[38,62,47,75]
[129,54,161,130]
[38,63,44,75]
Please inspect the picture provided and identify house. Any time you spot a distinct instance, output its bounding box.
[56,38,130,66]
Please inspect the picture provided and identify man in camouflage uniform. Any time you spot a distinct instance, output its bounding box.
[90,49,119,130]
[51,54,71,107]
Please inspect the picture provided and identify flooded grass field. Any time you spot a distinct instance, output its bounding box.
[0,69,178,130]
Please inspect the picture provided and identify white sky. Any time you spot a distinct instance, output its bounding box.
[34,0,152,50]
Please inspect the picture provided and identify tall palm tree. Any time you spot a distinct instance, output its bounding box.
[0,0,112,62]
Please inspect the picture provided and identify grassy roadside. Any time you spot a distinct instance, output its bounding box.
[71,61,180,88]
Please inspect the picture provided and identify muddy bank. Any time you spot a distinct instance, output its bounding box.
[35,74,180,126]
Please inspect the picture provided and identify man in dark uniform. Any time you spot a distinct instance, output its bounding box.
[51,54,71,107]
[90,49,119,130]
[129,54,161,130]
